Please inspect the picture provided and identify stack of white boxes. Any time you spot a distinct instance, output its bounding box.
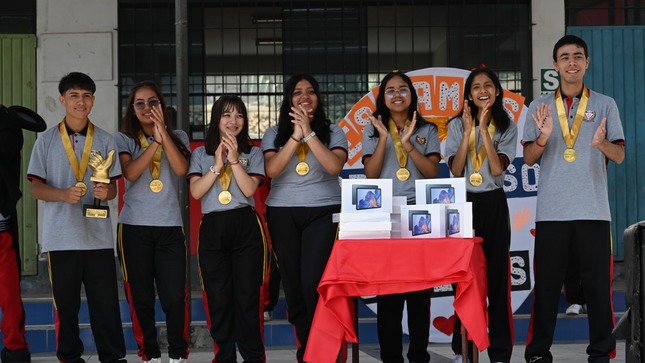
[389,196,407,239]
[336,179,394,240]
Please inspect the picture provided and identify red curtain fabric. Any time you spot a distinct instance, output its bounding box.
[304,237,489,363]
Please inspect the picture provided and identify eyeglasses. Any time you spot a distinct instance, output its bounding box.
[133,99,160,111]
[384,87,410,98]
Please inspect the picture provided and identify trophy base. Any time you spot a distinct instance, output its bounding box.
[84,205,109,218]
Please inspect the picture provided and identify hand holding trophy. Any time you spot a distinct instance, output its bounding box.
[84,149,115,218]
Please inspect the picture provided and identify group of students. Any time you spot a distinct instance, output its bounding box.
[0,34,624,363]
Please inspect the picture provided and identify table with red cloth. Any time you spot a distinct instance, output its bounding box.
[304,237,489,363]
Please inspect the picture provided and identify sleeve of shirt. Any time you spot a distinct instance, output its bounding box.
[329,125,349,151]
[443,118,464,161]
[423,123,441,155]
[497,121,518,165]
[361,123,377,157]
[522,100,540,145]
[27,131,49,182]
[187,147,206,177]
[246,146,266,177]
[106,135,122,178]
[114,132,133,156]
[605,98,625,143]
[261,127,278,152]
[175,130,191,149]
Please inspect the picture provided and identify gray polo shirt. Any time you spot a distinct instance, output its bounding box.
[522,89,625,222]
[361,121,441,203]
[115,130,189,227]
[261,125,348,207]
[444,117,517,193]
[27,122,122,252]
[187,145,265,214]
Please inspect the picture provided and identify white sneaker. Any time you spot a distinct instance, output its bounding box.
[144,359,161,363]
[452,355,463,363]
[264,310,273,321]
[169,359,187,363]
[566,303,586,315]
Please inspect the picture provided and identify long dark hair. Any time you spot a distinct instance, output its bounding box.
[120,81,191,159]
[205,95,252,156]
[274,74,332,148]
[452,66,511,133]
[371,71,423,138]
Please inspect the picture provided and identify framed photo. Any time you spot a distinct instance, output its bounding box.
[446,209,460,235]
[426,184,455,204]
[355,186,382,210]
[409,210,431,236]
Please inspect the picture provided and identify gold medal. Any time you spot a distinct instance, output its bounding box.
[563,148,577,162]
[296,161,310,176]
[396,167,410,181]
[469,172,483,186]
[75,181,88,196]
[149,179,164,193]
[218,190,232,205]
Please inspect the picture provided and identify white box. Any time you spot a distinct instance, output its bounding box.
[400,204,446,238]
[332,212,391,223]
[415,178,467,206]
[445,202,474,238]
[341,179,393,214]
[339,221,392,232]
[338,230,391,240]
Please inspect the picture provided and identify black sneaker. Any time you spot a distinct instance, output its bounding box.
[1,348,31,363]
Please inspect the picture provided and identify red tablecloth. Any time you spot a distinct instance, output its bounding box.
[304,237,489,363]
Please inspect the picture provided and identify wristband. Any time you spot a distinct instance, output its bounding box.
[290,135,300,143]
[229,159,240,165]
[303,131,316,143]
[209,165,220,175]
[153,139,162,145]
[535,139,546,148]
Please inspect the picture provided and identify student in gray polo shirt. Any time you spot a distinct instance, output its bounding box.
[114,81,192,363]
[188,95,266,363]
[362,71,440,363]
[522,35,625,363]
[444,66,517,363]
[27,72,126,363]
[261,74,348,363]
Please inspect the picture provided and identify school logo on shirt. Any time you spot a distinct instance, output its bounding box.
[584,110,596,122]
[415,135,427,145]
[239,158,249,167]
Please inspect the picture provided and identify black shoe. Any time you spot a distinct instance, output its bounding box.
[1,348,31,363]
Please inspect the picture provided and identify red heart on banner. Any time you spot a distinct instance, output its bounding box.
[433,314,456,336]
[530,228,536,237]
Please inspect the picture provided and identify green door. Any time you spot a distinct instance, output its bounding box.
[0,34,39,275]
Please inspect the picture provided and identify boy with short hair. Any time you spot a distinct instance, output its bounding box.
[27,72,127,363]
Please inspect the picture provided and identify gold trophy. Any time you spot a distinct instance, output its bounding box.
[83,149,116,218]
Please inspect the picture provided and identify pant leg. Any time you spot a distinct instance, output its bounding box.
[117,224,160,360]
[470,189,514,362]
[198,212,237,363]
[153,226,190,360]
[265,250,281,312]
[564,254,585,305]
[574,221,615,363]
[0,229,28,351]
[525,222,571,362]
[232,208,266,363]
[49,251,85,363]
[377,293,405,363]
[83,249,126,363]
[405,290,431,363]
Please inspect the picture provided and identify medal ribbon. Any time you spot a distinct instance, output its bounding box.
[138,133,163,180]
[296,142,310,163]
[388,119,410,168]
[218,164,233,191]
[555,85,589,149]
[468,119,496,173]
[59,120,94,183]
